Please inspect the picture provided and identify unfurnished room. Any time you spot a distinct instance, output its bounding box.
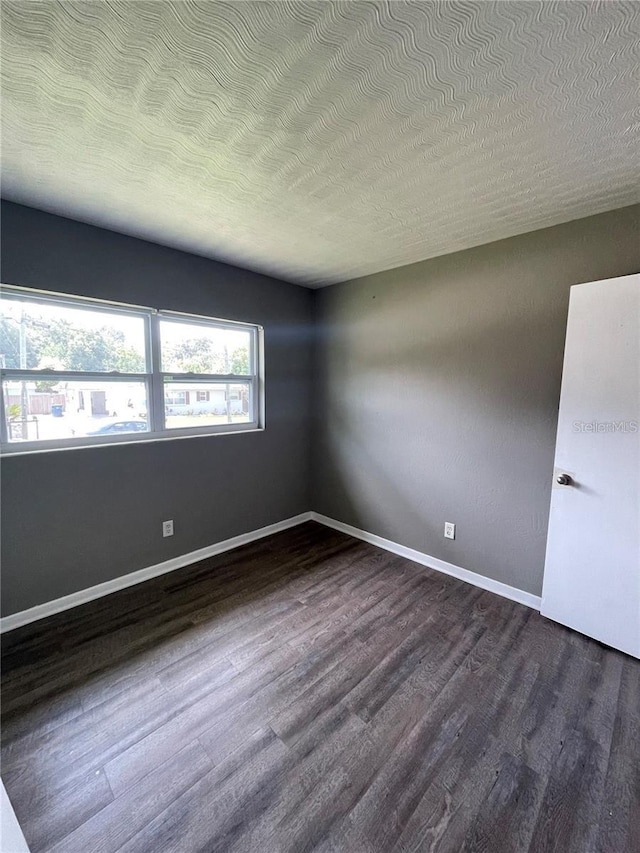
[0,2,638,852]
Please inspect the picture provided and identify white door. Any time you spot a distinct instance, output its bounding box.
[541,274,640,658]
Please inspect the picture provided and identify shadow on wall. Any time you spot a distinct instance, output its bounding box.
[313,270,569,597]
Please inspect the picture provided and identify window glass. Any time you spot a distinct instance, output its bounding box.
[164,381,252,429]
[2,379,149,443]
[160,319,252,375]
[0,297,147,373]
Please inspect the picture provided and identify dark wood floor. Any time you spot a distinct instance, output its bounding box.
[1,522,638,853]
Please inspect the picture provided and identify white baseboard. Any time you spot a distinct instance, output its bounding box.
[1,509,540,633]
[310,512,542,611]
[0,512,313,633]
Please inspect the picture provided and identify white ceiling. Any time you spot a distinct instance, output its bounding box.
[1,1,638,287]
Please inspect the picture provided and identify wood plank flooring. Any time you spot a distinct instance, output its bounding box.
[1,521,638,853]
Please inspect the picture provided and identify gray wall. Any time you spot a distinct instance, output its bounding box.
[3,202,639,616]
[1,201,313,615]
[313,205,640,596]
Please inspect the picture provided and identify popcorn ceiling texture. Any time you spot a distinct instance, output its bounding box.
[1,0,638,286]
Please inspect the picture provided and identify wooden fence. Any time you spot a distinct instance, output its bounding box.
[5,393,66,415]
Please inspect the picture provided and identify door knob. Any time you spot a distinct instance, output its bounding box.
[557,473,573,486]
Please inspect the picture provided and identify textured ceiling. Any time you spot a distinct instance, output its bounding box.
[1,1,639,287]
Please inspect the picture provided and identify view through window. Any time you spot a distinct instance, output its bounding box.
[0,286,262,450]
[160,317,254,431]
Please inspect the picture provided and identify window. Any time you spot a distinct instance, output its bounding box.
[0,285,262,451]
[166,390,188,406]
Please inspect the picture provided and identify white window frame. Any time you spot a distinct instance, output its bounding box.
[0,284,264,454]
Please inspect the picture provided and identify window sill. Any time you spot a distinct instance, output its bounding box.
[0,425,265,456]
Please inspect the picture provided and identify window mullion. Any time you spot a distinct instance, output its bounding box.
[1,369,150,382]
[158,373,252,383]
[149,313,165,433]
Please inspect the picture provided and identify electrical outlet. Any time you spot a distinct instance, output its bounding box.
[162,519,174,538]
[444,522,455,540]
